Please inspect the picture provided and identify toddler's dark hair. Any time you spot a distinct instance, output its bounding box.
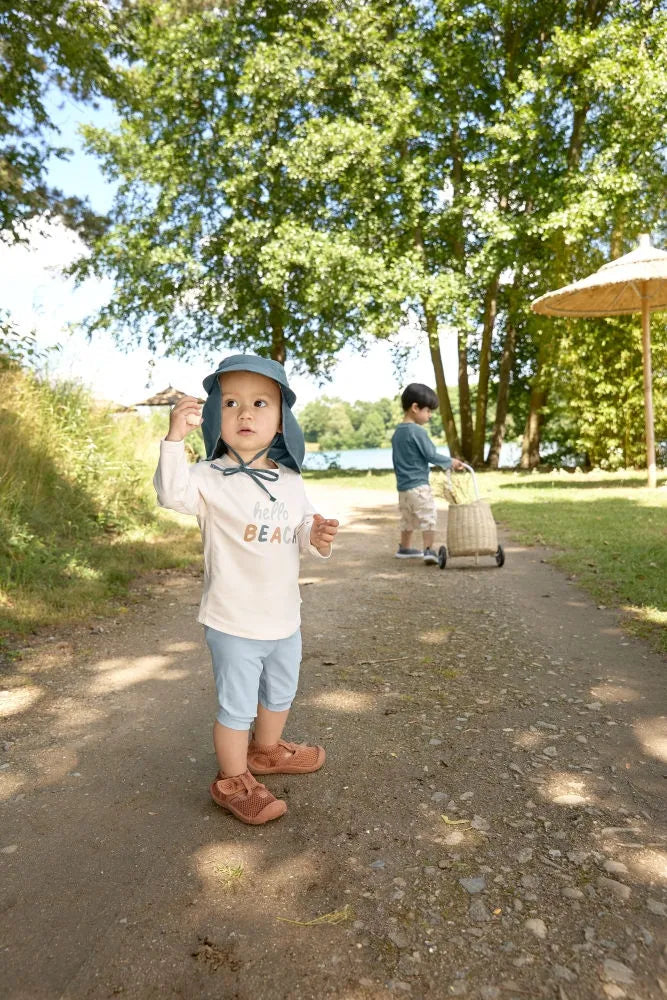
[401,383,439,412]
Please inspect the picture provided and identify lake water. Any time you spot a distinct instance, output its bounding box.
[302,442,523,471]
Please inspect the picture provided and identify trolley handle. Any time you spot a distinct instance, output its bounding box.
[446,462,480,501]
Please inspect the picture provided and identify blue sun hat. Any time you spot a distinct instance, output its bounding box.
[201,354,305,475]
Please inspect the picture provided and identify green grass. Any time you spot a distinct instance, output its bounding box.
[0,366,201,639]
[485,468,667,652]
[306,465,667,652]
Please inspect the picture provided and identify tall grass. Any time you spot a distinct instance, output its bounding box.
[0,366,201,635]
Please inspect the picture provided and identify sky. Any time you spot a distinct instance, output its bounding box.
[1,92,460,410]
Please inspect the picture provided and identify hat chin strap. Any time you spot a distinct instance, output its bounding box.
[211,435,280,502]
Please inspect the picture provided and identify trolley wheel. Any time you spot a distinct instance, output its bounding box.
[495,545,505,567]
[438,545,448,569]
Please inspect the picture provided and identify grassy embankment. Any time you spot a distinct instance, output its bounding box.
[303,466,667,653]
[0,366,201,643]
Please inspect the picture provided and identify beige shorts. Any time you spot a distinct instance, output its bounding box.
[398,485,437,532]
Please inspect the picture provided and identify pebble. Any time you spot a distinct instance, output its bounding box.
[553,793,587,805]
[516,848,533,863]
[543,746,557,757]
[459,876,486,894]
[480,988,500,1000]
[449,982,467,996]
[553,965,577,982]
[370,859,386,869]
[388,930,410,950]
[637,927,653,946]
[647,898,667,916]
[1,844,18,854]
[602,987,626,999]
[597,876,631,901]
[601,959,634,985]
[429,738,442,746]
[586,701,603,711]
[444,831,465,846]
[525,918,547,940]
[431,791,448,802]
[602,860,628,875]
[469,899,491,922]
[520,874,538,889]
[562,887,585,900]
[387,979,411,992]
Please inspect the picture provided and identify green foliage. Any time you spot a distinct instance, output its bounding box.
[0,310,54,370]
[545,314,667,468]
[72,0,409,372]
[0,0,117,240]
[297,395,403,449]
[0,365,199,633]
[53,0,667,467]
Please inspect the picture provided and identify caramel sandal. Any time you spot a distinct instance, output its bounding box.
[210,769,287,824]
[246,738,326,775]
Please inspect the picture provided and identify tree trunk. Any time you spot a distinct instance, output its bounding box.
[472,273,499,466]
[449,119,472,460]
[413,222,462,458]
[426,308,462,458]
[269,298,285,363]
[486,317,517,469]
[520,331,555,468]
[520,382,548,469]
[458,331,473,460]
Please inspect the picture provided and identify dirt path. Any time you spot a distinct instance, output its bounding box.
[1,485,666,1000]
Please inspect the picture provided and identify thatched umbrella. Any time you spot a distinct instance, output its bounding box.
[531,234,667,487]
[134,386,188,407]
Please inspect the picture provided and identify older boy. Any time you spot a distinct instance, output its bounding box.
[391,382,464,564]
[154,355,338,824]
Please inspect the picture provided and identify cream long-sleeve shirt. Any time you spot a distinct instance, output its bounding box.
[154,440,329,640]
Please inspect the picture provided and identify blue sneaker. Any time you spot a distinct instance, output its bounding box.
[423,547,439,565]
[395,546,423,558]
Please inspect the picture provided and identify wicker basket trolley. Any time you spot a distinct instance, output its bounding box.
[439,464,505,569]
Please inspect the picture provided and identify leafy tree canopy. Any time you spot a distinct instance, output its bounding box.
[0,0,118,241]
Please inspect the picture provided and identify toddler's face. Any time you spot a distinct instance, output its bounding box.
[219,370,282,463]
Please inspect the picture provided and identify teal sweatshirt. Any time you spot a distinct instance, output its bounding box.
[391,422,453,491]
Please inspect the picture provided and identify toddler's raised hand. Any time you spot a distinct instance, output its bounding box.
[310,514,339,555]
[166,396,203,442]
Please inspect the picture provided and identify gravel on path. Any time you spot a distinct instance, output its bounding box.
[1,485,665,1000]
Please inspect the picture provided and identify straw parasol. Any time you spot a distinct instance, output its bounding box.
[134,386,188,407]
[531,234,667,487]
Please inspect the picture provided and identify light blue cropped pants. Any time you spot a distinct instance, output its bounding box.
[204,626,302,730]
